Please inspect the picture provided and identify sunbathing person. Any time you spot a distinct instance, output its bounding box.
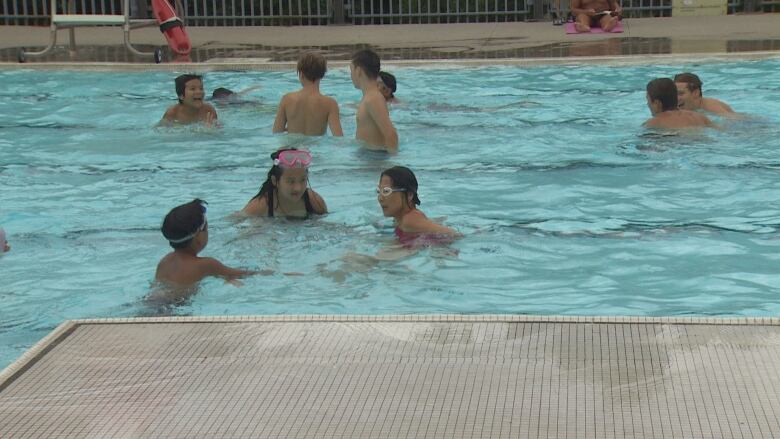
[644,78,714,129]
[674,72,736,116]
[571,0,622,32]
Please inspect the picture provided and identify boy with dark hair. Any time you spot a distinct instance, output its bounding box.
[155,199,256,286]
[160,74,218,126]
[350,49,398,152]
[644,78,713,129]
[272,52,343,136]
[674,72,735,116]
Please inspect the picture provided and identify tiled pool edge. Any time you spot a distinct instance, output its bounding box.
[1,50,780,71]
[4,313,780,387]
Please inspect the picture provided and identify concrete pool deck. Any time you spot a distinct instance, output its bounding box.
[3,315,780,438]
[2,14,780,64]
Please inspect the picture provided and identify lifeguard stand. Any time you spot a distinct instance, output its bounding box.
[18,0,168,63]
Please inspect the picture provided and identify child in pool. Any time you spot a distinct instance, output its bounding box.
[156,199,257,286]
[377,166,459,244]
[0,227,9,253]
[241,148,327,218]
[160,74,219,126]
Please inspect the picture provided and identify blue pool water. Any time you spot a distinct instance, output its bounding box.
[1,59,780,369]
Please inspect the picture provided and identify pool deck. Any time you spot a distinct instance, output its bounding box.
[2,14,780,65]
[2,315,780,438]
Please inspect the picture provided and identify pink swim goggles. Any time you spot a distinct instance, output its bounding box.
[274,149,312,168]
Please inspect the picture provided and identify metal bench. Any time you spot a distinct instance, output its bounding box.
[19,0,163,62]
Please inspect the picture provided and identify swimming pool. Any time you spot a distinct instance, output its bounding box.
[1,59,779,369]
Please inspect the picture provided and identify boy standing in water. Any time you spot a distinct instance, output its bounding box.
[160,74,219,126]
[351,49,398,152]
[273,52,343,136]
[155,199,255,286]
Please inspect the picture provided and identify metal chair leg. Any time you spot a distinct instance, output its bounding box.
[19,26,59,61]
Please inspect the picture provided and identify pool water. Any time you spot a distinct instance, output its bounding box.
[1,59,780,369]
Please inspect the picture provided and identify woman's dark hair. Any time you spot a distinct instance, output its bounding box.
[175,74,202,104]
[252,148,302,201]
[381,166,421,207]
[161,199,207,249]
[646,78,678,112]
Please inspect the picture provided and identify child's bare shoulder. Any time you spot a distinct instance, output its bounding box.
[163,104,182,120]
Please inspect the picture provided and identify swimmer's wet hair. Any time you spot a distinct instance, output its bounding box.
[381,166,421,207]
[674,72,703,94]
[212,87,234,99]
[161,199,207,249]
[175,74,202,104]
[379,71,397,97]
[351,49,380,79]
[647,78,678,112]
[297,52,327,82]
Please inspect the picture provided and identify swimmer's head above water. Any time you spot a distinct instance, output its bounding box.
[254,148,312,203]
[378,166,421,218]
[646,78,678,115]
[175,74,204,105]
[0,227,8,253]
[161,199,208,250]
[378,71,397,101]
[211,87,234,100]
[673,72,703,110]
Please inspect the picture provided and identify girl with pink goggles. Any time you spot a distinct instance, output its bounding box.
[273,149,312,168]
[240,148,327,218]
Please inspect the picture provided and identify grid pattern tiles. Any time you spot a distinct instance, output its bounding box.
[2,318,780,438]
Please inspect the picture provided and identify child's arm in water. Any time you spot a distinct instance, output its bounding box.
[200,257,258,280]
[272,95,290,133]
[327,98,344,136]
[236,85,262,96]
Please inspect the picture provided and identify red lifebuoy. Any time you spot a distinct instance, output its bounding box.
[152,0,191,60]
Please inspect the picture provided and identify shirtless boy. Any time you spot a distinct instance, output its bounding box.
[674,72,736,116]
[272,52,343,136]
[644,78,714,129]
[350,49,399,152]
[155,199,256,287]
[160,74,218,126]
[571,0,622,32]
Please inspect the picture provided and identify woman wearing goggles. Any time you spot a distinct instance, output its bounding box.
[241,148,327,219]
